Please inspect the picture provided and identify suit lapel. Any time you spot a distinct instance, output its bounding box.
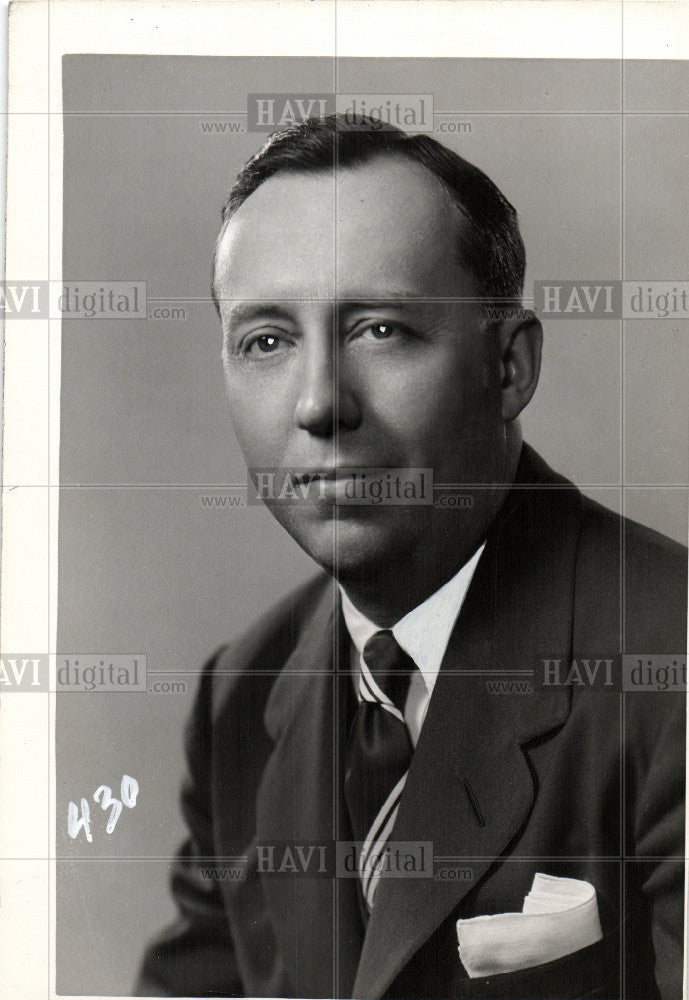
[256,577,364,999]
[353,448,583,998]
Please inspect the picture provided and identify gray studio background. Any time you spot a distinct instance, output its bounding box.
[57,56,689,995]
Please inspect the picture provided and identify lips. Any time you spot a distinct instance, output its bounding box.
[289,466,380,485]
[290,469,339,484]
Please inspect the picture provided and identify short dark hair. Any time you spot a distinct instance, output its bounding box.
[212,113,525,315]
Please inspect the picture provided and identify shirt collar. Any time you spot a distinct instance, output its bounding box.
[339,542,485,699]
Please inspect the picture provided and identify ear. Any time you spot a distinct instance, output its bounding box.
[498,312,543,422]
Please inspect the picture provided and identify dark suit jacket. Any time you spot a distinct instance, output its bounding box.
[137,445,687,999]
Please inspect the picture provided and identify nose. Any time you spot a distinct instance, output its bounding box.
[293,339,361,437]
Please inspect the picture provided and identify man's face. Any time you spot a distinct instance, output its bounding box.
[215,155,506,576]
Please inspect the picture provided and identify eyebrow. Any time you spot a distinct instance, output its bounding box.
[336,297,434,310]
[222,293,453,331]
[222,302,297,330]
[224,292,431,313]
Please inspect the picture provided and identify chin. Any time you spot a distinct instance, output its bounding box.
[270,504,413,578]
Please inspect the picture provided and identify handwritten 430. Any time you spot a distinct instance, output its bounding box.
[68,775,139,843]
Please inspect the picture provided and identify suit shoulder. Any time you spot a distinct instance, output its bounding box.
[580,493,686,559]
[576,495,687,650]
[221,571,331,667]
[579,493,687,581]
[208,572,332,710]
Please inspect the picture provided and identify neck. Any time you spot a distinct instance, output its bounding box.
[337,550,478,627]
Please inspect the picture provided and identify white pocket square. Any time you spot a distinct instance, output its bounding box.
[456,873,603,979]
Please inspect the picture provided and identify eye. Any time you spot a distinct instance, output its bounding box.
[241,332,292,357]
[354,321,414,342]
[366,323,394,340]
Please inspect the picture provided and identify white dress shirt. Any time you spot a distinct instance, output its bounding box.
[339,543,486,746]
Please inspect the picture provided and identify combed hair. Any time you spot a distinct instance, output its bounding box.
[212,113,525,316]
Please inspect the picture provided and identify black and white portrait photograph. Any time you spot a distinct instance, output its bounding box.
[1,3,687,999]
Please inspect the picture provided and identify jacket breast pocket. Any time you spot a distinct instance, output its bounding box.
[455,935,616,1000]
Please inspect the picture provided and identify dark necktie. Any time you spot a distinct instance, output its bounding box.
[344,630,415,912]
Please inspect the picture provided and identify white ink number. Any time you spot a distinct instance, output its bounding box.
[68,774,139,843]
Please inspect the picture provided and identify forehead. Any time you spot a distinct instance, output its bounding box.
[214,157,477,304]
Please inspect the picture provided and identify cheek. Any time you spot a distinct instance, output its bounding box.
[225,385,288,462]
[369,352,493,439]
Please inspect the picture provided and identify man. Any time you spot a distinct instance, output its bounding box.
[137,115,686,999]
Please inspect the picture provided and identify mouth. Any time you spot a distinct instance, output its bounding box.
[289,471,360,503]
[291,470,337,484]
[290,467,365,485]
[256,465,429,510]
